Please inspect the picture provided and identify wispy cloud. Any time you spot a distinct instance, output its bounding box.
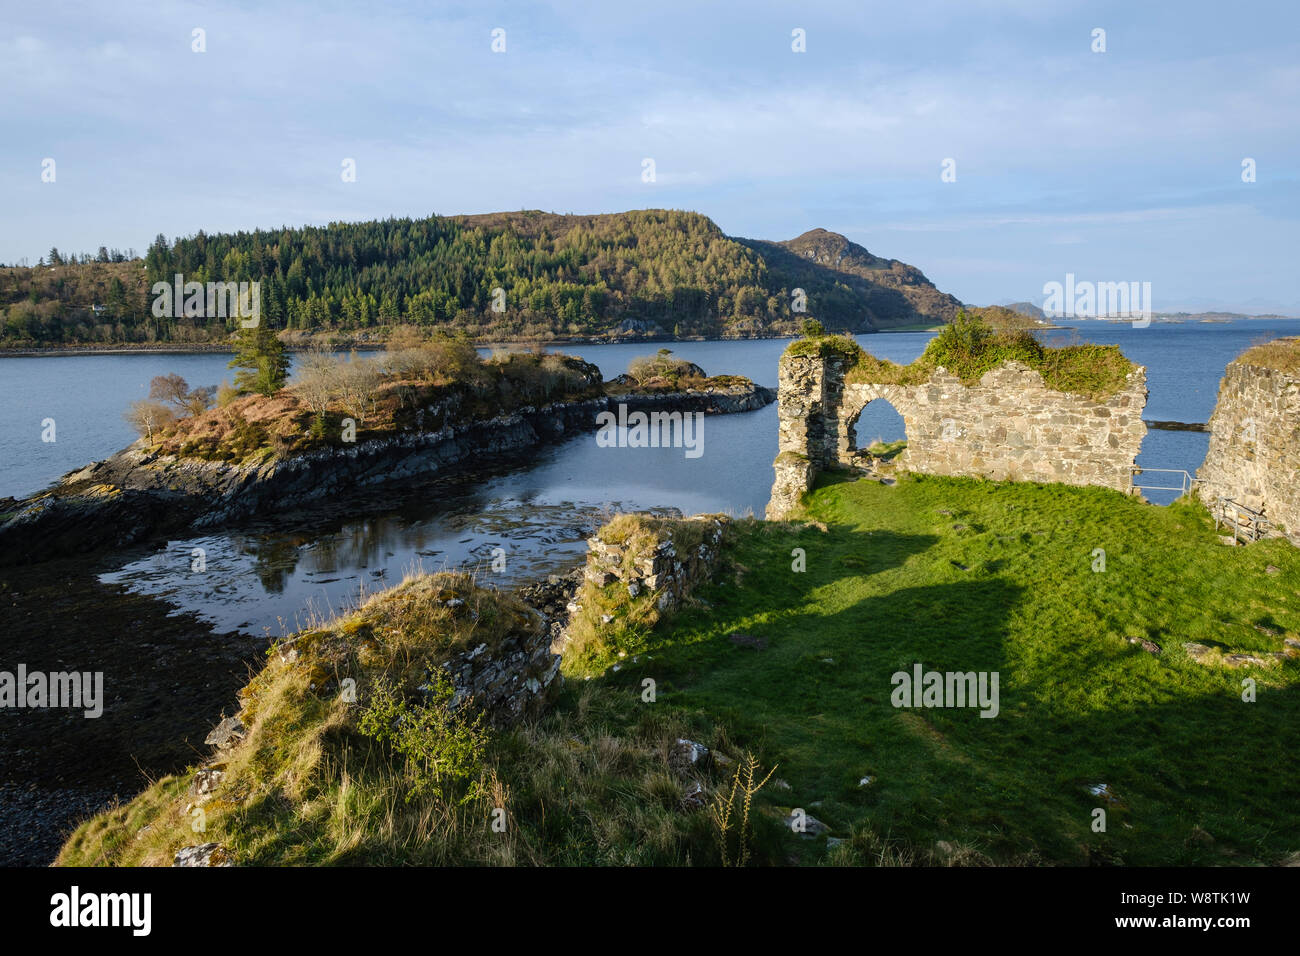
[2,0,1297,310]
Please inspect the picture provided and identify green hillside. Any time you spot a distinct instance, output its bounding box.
[1,210,961,347]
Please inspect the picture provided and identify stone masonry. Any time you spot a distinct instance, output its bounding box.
[552,515,729,655]
[767,350,1148,518]
[1197,349,1300,541]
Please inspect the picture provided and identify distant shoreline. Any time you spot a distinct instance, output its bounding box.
[0,326,945,358]
[5,316,1298,358]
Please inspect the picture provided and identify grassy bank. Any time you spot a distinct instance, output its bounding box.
[58,475,1300,866]
[618,474,1300,865]
[56,569,786,867]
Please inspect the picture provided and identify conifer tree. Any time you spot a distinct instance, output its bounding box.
[229,323,290,396]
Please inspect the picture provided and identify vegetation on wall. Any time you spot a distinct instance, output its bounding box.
[1236,337,1300,374]
[787,313,1135,401]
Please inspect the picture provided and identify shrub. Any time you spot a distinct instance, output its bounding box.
[490,351,599,402]
[149,373,214,417]
[626,348,699,385]
[385,334,483,387]
[224,412,270,460]
[785,331,866,364]
[358,672,489,807]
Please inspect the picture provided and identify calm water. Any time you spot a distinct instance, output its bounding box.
[3,318,1298,634]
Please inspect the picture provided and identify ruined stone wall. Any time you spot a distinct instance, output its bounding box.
[767,350,1148,518]
[579,515,728,614]
[552,515,729,656]
[440,611,563,725]
[768,353,845,519]
[1197,358,1300,540]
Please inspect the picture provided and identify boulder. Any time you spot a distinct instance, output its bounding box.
[668,738,709,776]
[173,843,234,867]
[204,716,245,750]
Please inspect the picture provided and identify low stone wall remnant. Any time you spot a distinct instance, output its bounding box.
[768,350,1148,518]
[1197,345,1300,543]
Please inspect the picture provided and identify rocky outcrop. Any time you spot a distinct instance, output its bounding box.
[767,348,1147,518]
[438,569,584,724]
[173,843,233,867]
[582,516,727,614]
[552,514,729,657]
[0,383,773,566]
[1197,349,1300,543]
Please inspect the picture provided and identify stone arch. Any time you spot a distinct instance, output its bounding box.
[767,348,1148,520]
[838,383,917,468]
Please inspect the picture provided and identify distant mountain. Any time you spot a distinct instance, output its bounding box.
[748,228,963,326]
[1003,294,1297,321]
[0,211,963,347]
[1001,301,1047,320]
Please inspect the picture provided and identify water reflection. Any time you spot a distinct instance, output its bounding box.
[99,424,762,636]
[94,322,1283,635]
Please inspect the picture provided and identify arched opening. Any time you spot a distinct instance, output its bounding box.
[846,397,908,472]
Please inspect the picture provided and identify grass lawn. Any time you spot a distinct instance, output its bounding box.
[60,472,1300,867]
[593,473,1300,865]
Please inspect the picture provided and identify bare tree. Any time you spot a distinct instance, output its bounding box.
[296,364,336,419]
[124,400,177,442]
[331,353,384,424]
[149,373,214,417]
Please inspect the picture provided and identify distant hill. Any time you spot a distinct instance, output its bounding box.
[757,228,963,324]
[0,211,963,347]
[1002,301,1047,320]
[965,304,1044,329]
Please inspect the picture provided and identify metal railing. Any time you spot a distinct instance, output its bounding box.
[1213,496,1270,544]
[1131,467,1199,497]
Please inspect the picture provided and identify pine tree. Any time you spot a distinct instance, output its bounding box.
[228,323,290,396]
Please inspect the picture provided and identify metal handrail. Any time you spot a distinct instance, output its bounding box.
[1213,495,1270,543]
[1131,467,1200,496]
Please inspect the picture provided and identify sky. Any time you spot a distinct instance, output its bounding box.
[2,0,1298,313]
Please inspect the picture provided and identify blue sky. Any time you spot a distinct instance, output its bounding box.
[3,0,1297,312]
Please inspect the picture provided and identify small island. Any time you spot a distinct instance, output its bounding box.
[0,330,773,565]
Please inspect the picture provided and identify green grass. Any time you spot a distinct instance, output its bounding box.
[865,439,907,461]
[58,475,1300,866]
[590,474,1300,865]
[1237,337,1300,375]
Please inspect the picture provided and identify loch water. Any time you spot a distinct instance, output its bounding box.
[2,318,1297,635]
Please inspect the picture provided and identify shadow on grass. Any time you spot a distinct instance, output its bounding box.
[591,509,1300,865]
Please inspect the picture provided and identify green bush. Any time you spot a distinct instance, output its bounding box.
[841,312,1133,400]
[358,671,489,806]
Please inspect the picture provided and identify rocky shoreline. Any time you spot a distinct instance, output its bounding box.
[0,383,773,566]
[0,557,587,867]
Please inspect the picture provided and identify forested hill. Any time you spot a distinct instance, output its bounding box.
[0,210,962,346]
